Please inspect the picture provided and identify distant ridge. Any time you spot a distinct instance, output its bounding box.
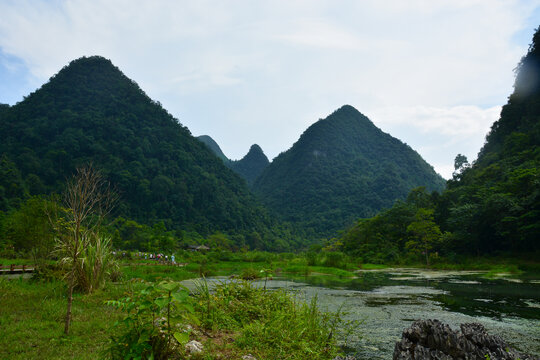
[197,135,269,186]
[230,144,270,186]
[253,105,446,235]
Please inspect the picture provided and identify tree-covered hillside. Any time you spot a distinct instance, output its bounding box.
[253,105,446,236]
[338,27,540,261]
[441,27,540,254]
[0,56,269,234]
[197,135,270,187]
[229,144,270,186]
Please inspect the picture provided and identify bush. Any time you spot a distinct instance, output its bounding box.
[77,236,119,293]
[240,267,259,280]
[321,251,348,269]
[106,280,197,360]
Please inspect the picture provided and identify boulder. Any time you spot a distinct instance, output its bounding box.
[393,319,538,360]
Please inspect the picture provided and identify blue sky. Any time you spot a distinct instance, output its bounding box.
[1,0,539,178]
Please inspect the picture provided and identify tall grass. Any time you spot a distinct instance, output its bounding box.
[56,234,118,293]
[78,236,118,293]
[192,279,342,359]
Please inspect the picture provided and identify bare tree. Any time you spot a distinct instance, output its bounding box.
[50,164,115,335]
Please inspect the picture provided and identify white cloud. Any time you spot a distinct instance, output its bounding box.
[371,105,500,137]
[0,0,537,176]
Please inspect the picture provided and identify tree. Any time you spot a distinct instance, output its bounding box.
[453,154,469,171]
[50,164,115,335]
[0,196,55,260]
[452,154,470,180]
[406,208,442,266]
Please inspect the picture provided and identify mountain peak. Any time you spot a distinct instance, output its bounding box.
[334,104,359,114]
[253,105,445,235]
[247,144,264,154]
[231,144,269,186]
[52,56,122,83]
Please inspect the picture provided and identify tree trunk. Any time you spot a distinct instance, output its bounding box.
[64,277,74,334]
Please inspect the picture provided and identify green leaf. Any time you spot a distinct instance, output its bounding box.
[154,297,169,308]
[171,291,188,303]
[173,331,190,346]
[187,313,201,326]
[158,281,180,292]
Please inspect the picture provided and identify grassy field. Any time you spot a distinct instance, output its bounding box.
[0,278,126,359]
[0,259,347,360]
[1,252,538,359]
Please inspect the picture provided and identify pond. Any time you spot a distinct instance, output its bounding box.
[185,268,540,359]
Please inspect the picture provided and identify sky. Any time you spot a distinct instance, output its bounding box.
[0,0,539,179]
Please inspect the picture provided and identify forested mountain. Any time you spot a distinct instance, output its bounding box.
[253,105,446,235]
[0,56,270,234]
[197,135,270,186]
[441,27,540,253]
[229,145,270,186]
[339,27,540,262]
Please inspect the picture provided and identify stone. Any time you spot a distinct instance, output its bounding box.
[242,355,257,360]
[185,340,203,354]
[393,319,538,360]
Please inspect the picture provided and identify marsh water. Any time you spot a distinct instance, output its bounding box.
[186,269,540,359]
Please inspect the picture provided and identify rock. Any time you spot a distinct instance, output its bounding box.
[185,340,203,354]
[332,356,356,360]
[242,355,257,360]
[393,319,538,360]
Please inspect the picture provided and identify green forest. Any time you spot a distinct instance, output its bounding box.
[253,104,446,236]
[1,28,539,264]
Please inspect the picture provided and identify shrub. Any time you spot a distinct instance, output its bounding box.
[78,236,119,293]
[106,280,197,360]
[321,251,348,269]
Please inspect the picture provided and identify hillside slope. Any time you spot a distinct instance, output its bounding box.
[442,27,540,253]
[253,105,446,235]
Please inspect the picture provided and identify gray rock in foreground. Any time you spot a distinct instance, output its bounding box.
[393,319,538,360]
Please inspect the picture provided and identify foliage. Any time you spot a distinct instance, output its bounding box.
[253,105,446,236]
[406,208,442,265]
[0,196,55,260]
[77,236,119,293]
[106,280,197,360]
